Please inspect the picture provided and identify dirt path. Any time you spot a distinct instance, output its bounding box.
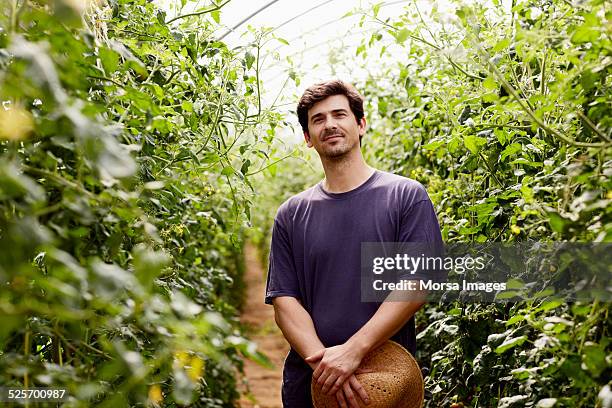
[238,243,289,408]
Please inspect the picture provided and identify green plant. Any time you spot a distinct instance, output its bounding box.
[0,0,277,405]
[350,0,611,405]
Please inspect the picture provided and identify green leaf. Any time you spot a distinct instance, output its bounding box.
[510,367,532,380]
[482,92,498,103]
[373,2,382,17]
[483,76,497,90]
[506,314,525,326]
[548,212,568,233]
[511,157,542,167]
[560,356,596,387]
[493,38,511,52]
[535,399,557,408]
[538,299,564,311]
[211,9,220,23]
[240,159,251,175]
[172,369,197,404]
[463,135,487,154]
[487,331,508,347]
[99,47,120,74]
[456,8,466,25]
[133,244,170,288]
[582,343,606,377]
[157,10,166,25]
[495,290,521,300]
[171,291,202,317]
[500,143,522,161]
[498,395,528,407]
[423,139,444,151]
[447,308,462,315]
[571,15,600,44]
[495,335,528,353]
[245,51,255,69]
[395,29,410,44]
[181,101,193,112]
[571,303,591,316]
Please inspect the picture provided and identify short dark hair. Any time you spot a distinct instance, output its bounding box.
[297,80,365,134]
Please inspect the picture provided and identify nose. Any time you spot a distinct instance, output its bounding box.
[323,116,338,130]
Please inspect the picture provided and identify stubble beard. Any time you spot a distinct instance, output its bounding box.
[318,132,359,160]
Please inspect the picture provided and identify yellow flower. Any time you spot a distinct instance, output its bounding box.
[148,384,163,405]
[0,107,34,140]
[607,191,612,200]
[510,225,521,235]
[174,350,190,366]
[188,356,204,382]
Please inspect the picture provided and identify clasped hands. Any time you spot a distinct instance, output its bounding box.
[305,343,372,408]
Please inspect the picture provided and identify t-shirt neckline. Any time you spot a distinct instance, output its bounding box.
[317,170,380,200]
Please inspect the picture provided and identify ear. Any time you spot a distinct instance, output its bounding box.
[358,117,367,137]
[304,131,313,148]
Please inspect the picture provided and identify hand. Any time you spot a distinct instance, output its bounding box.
[335,371,372,408]
[305,343,366,396]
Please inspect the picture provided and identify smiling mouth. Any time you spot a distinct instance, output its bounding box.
[324,134,343,141]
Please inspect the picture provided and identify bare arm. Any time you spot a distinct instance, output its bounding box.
[346,296,425,357]
[272,296,324,368]
[309,286,427,396]
[272,296,371,408]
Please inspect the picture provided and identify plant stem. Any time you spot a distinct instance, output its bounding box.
[22,165,96,198]
[165,0,231,24]
[576,110,611,143]
[10,0,16,33]
[87,75,126,88]
[477,43,609,148]
[245,151,295,176]
[256,44,262,120]
[540,49,548,95]
[373,15,484,80]
[478,151,503,187]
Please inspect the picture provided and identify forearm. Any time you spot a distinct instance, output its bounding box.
[273,297,324,368]
[347,286,426,356]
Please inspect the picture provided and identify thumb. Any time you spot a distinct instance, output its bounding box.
[355,367,375,375]
[305,349,325,362]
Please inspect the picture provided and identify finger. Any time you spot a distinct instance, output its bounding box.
[317,369,331,388]
[355,367,374,375]
[336,388,348,408]
[328,375,345,396]
[305,349,324,363]
[313,361,326,380]
[349,375,370,405]
[342,380,359,408]
[322,372,339,395]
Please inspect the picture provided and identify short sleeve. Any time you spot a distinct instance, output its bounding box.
[398,199,443,243]
[398,197,444,282]
[264,211,301,305]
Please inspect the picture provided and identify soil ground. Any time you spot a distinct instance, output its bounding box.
[238,243,289,408]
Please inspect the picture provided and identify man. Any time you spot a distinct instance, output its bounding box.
[264,80,442,407]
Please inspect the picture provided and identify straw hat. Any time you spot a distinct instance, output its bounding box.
[311,340,424,408]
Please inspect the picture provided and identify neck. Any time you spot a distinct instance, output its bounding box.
[320,149,374,193]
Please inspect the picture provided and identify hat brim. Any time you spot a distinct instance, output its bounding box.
[311,340,424,408]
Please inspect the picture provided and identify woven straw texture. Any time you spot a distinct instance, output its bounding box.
[311,340,424,408]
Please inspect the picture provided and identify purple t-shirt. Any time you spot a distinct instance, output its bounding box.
[264,170,442,406]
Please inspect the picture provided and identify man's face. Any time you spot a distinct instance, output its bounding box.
[304,94,366,159]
